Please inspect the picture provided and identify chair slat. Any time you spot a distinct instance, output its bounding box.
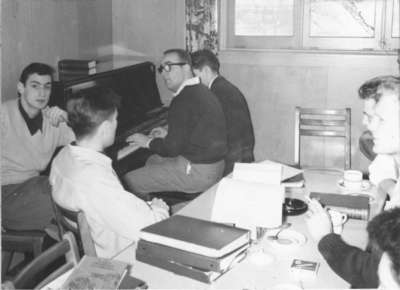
[300,119,346,127]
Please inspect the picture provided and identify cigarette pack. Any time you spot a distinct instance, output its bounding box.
[290,259,319,280]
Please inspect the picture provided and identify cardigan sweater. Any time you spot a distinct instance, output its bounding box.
[1,99,74,185]
[150,83,227,164]
[318,233,381,288]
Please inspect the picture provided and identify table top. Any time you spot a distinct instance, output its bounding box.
[113,169,378,289]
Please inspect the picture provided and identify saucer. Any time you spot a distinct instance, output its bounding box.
[266,229,306,249]
[337,179,371,192]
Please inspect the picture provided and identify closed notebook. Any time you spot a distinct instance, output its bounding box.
[136,239,249,272]
[139,215,250,258]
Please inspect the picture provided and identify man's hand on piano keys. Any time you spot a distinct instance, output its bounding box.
[149,126,168,138]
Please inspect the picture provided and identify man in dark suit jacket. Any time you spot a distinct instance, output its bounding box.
[191,49,255,176]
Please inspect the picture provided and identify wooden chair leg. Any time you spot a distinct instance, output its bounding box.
[2,250,14,279]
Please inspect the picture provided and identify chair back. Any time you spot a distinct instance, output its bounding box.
[11,232,79,289]
[53,203,97,257]
[294,107,351,170]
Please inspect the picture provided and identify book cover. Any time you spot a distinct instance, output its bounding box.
[136,239,249,272]
[58,59,97,69]
[139,215,250,258]
[61,256,129,289]
[309,192,369,220]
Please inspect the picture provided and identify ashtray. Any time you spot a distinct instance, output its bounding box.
[283,198,308,216]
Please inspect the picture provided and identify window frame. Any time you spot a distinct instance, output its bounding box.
[220,0,399,51]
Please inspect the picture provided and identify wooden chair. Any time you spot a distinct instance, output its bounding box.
[7,232,80,289]
[52,203,97,257]
[1,228,48,280]
[294,107,351,170]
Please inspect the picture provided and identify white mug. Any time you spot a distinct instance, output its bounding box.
[343,170,363,191]
[328,209,348,234]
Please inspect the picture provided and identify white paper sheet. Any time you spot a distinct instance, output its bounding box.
[212,178,284,230]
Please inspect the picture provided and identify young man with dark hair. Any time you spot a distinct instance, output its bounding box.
[1,62,74,231]
[50,87,169,260]
[191,49,255,175]
[306,75,400,288]
[123,48,227,197]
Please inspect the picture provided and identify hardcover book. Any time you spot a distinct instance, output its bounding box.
[61,256,129,289]
[309,192,369,220]
[139,215,250,258]
[136,239,249,272]
[58,59,97,69]
[136,252,226,284]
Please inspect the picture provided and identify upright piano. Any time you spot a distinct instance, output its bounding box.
[51,61,168,176]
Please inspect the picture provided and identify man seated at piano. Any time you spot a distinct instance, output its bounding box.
[306,75,400,288]
[50,87,169,260]
[123,48,227,199]
[2,62,75,232]
[191,49,255,176]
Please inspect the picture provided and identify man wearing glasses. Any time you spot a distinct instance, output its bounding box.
[123,48,227,200]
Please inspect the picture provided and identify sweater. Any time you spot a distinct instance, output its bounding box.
[210,76,255,172]
[318,233,381,288]
[1,99,74,185]
[149,83,227,164]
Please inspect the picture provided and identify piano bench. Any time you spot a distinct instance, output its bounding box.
[147,191,201,206]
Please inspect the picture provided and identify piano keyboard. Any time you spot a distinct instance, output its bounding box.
[116,123,168,160]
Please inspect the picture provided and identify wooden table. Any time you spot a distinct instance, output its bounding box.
[112,169,378,289]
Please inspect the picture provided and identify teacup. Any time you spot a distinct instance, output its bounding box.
[343,170,363,191]
[328,209,348,234]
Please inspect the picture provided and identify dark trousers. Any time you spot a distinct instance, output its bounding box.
[2,176,55,230]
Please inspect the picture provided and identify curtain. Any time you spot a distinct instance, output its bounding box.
[185,0,218,53]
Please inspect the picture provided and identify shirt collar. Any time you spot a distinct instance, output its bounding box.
[173,77,200,96]
[18,99,43,135]
[69,143,112,167]
[208,75,219,89]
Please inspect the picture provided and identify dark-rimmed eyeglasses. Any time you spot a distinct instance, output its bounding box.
[157,62,187,74]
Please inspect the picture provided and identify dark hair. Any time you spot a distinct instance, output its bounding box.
[19,63,54,85]
[368,207,400,282]
[191,49,220,73]
[66,86,121,139]
[163,48,192,67]
[358,75,400,102]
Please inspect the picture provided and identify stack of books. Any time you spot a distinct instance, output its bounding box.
[136,215,251,283]
[58,59,97,82]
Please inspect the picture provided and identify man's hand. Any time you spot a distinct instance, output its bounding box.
[150,198,170,219]
[43,106,67,127]
[149,126,167,138]
[126,133,152,148]
[305,198,333,242]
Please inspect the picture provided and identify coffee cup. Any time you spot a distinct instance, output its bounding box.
[328,209,347,234]
[343,170,363,191]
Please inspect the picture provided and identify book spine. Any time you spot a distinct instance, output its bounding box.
[327,206,369,220]
[137,240,222,272]
[59,68,96,75]
[136,252,215,284]
[59,60,96,69]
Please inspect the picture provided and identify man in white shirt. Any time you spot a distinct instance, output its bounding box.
[50,87,169,260]
[1,63,74,230]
